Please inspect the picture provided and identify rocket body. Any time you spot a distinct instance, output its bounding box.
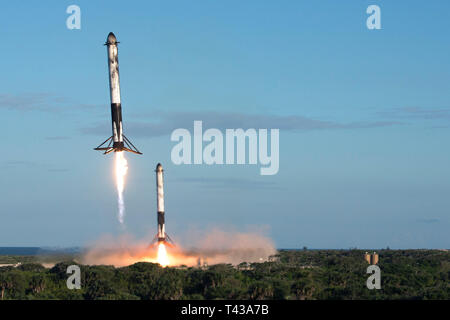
[156,163,166,242]
[151,163,174,247]
[94,32,142,155]
[106,32,124,150]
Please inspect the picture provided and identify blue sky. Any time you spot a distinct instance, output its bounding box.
[0,0,449,248]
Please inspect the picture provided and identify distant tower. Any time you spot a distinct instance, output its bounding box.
[371,252,379,265]
[365,252,379,265]
[364,252,371,264]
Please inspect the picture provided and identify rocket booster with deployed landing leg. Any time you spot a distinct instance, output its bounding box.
[152,163,174,246]
[94,32,142,155]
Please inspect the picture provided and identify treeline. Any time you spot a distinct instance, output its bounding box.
[0,250,448,300]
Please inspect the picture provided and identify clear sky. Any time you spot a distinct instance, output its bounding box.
[0,0,449,249]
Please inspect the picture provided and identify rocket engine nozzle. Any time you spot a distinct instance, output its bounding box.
[152,236,175,248]
[94,135,142,155]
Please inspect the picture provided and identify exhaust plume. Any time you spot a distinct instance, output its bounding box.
[81,227,276,267]
[115,151,128,224]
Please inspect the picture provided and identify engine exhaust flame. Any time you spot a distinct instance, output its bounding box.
[115,151,128,224]
[157,242,170,267]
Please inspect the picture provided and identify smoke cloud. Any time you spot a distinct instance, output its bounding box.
[81,227,277,267]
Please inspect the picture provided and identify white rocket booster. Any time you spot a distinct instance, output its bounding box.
[94,32,142,155]
[153,163,174,246]
[156,163,165,241]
